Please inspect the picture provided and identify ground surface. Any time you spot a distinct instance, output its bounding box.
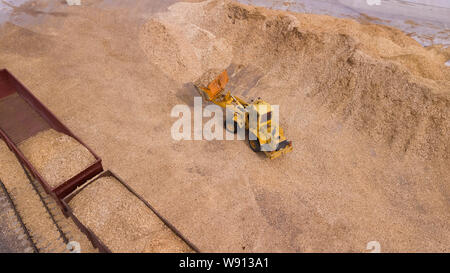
[0,183,34,253]
[0,0,449,253]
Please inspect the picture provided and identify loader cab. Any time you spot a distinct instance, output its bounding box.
[249,100,273,127]
[248,100,280,148]
[258,110,272,125]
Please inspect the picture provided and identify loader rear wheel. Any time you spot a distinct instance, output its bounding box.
[224,120,238,134]
[249,139,261,152]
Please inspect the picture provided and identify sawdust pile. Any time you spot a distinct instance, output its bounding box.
[134,0,450,252]
[1,0,448,253]
[69,176,193,253]
[139,0,450,161]
[18,129,96,189]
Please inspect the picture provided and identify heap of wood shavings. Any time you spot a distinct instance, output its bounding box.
[69,176,193,253]
[18,129,96,189]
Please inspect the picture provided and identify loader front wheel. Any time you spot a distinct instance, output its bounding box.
[249,139,261,152]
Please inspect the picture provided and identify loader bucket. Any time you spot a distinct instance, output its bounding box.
[197,70,229,101]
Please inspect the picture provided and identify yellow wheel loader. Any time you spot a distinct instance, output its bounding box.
[194,70,293,159]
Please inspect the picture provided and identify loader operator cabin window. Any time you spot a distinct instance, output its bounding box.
[259,112,272,124]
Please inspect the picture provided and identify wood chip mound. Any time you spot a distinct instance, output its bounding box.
[69,176,193,253]
[18,129,96,189]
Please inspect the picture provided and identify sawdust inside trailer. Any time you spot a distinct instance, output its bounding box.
[18,129,96,189]
[69,176,193,253]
